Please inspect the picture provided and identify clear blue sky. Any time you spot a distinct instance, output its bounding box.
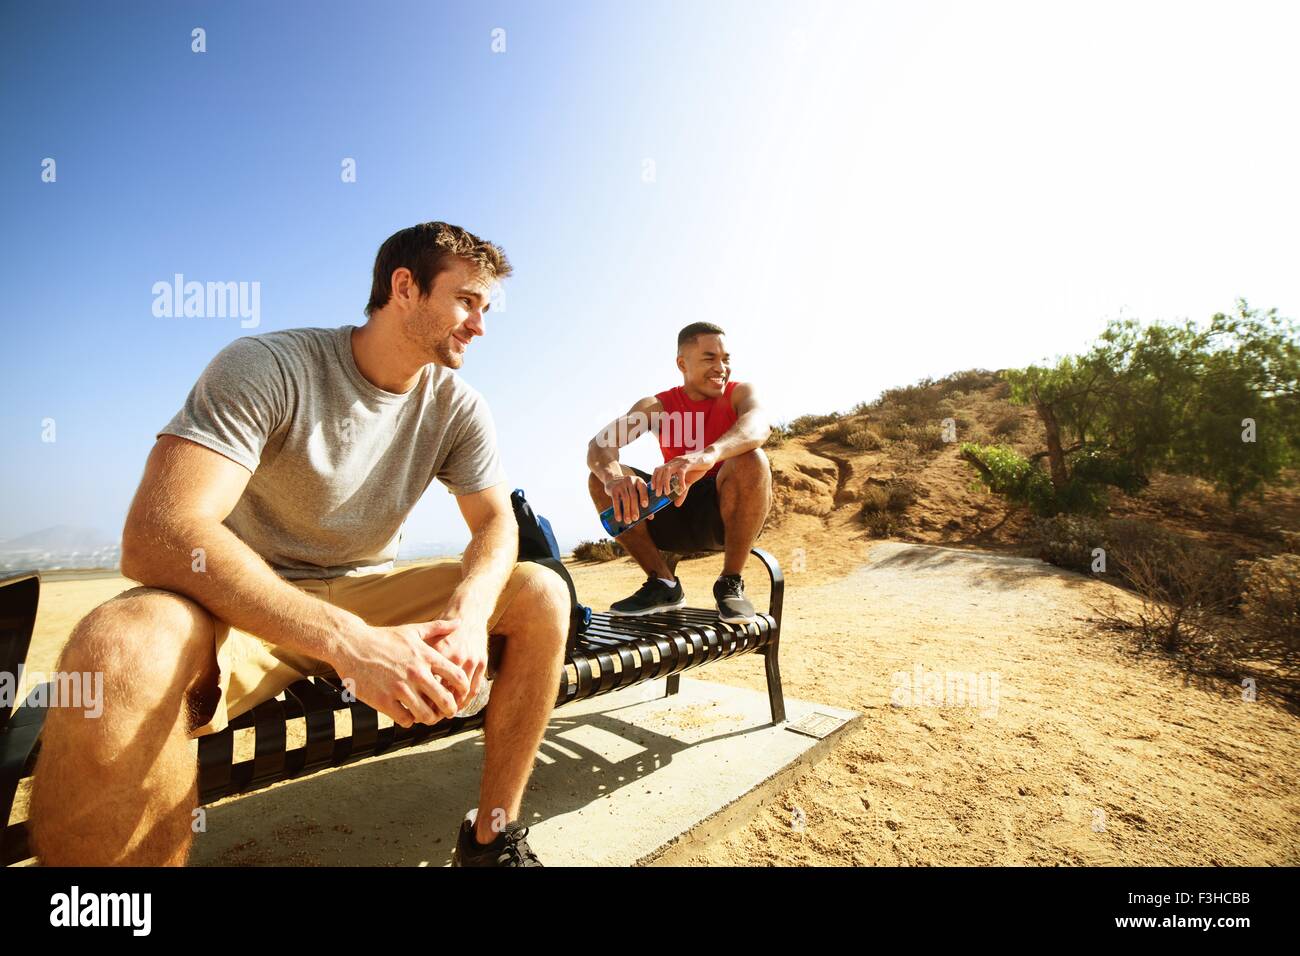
[2,0,1297,551]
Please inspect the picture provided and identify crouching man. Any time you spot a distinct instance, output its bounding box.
[586,322,773,623]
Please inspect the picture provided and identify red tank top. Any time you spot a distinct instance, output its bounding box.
[654,381,738,478]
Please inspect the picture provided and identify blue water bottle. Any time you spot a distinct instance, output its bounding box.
[600,475,683,536]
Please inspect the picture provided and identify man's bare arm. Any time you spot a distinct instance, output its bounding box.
[585,395,663,484]
[705,382,771,460]
[423,482,519,707]
[120,435,363,663]
[586,395,664,523]
[649,382,771,499]
[448,482,517,629]
[120,435,467,724]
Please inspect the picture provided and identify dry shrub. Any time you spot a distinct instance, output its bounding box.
[860,483,890,514]
[821,418,858,445]
[1145,473,1206,514]
[873,383,944,426]
[572,538,625,562]
[1232,551,1300,678]
[1032,514,1105,573]
[1107,537,1239,666]
[785,412,842,437]
[860,478,916,531]
[891,439,923,474]
[992,411,1022,437]
[1076,519,1251,683]
[907,423,949,452]
[863,511,903,538]
[825,418,884,451]
[938,369,1000,393]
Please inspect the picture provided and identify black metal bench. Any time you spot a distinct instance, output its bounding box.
[0,549,784,866]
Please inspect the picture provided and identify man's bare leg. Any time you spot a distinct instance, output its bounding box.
[586,471,673,580]
[28,588,220,866]
[715,448,773,576]
[472,566,568,844]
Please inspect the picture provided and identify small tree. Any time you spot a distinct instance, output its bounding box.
[964,301,1299,514]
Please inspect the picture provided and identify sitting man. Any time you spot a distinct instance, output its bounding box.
[586,322,773,623]
[29,222,568,868]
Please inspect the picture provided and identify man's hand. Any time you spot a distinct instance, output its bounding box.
[330,620,472,728]
[425,615,490,710]
[652,448,718,506]
[604,473,652,525]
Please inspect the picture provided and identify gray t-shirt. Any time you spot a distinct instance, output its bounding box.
[158,324,506,580]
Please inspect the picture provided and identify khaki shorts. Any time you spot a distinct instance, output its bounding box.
[189,559,554,737]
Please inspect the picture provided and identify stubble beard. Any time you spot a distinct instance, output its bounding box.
[405,304,462,369]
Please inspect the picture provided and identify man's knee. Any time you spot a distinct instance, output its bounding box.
[60,586,217,705]
[719,448,772,488]
[497,564,569,648]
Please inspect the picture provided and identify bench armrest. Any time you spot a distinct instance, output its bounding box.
[748,548,784,628]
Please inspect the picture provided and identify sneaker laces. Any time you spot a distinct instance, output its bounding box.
[498,824,540,866]
[717,575,744,599]
[637,575,673,596]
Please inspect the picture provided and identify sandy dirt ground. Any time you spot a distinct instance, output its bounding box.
[15,530,1298,866]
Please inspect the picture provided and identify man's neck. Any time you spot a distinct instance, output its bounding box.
[351,322,426,394]
[680,382,711,401]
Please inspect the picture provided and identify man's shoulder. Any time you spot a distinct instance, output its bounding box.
[239,325,348,359]
[422,367,495,425]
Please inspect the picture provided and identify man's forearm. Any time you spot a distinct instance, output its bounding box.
[587,440,623,485]
[121,518,363,666]
[443,510,517,628]
[705,410,771,461]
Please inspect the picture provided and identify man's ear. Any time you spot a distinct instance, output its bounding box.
[390,267,416,307]
[676,353,687,376]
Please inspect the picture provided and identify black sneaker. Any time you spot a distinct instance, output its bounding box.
[608,575,685,616]
[452,815,543,867]
[714,574,757,625]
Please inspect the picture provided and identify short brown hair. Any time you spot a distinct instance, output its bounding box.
[677,321,725,349]
[366,221,512,317]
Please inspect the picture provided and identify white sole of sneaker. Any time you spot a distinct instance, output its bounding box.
[607,598,687,617]
[718,610,758,625]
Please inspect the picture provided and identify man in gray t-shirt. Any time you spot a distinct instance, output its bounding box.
[30,222,566,868]
[159,323,506,580]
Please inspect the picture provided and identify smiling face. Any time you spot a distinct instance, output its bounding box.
[403,255,494,369]
[677,332,730,399]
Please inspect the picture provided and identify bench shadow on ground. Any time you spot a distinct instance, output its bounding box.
[192,689,767,867]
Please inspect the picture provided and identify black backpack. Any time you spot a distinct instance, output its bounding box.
[511,488,590,658]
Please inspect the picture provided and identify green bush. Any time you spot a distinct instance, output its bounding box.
[963,443,1147,516]
[962,443,1055,515]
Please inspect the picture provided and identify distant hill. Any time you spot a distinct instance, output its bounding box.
[0,525,121,574]
[761,369,1298,563]
[0,525,115,551]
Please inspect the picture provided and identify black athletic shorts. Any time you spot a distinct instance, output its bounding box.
[628,466,726,553]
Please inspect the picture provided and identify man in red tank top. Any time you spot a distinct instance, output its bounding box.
[586,322,773,622]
